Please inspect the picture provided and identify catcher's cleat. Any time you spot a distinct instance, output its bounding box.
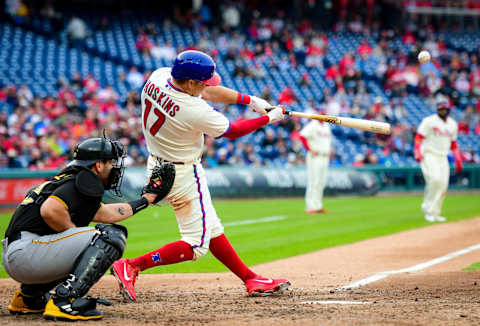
[245,275,291,297]
[111,258,139,302]
[8,290,47,314]
[43,296,103,321]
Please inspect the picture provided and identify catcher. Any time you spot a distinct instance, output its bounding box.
[1,135,174,321]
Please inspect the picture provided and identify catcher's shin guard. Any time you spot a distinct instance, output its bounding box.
[55,224,127,299]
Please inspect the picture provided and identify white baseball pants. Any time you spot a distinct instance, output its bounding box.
[420,152,450,217]
[305,153,329,211]
[147,156,224,260]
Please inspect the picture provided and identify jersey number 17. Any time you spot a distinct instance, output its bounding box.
[143,99,165,136]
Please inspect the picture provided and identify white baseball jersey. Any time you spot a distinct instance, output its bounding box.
[300,121,332,155]
[417,114,458,156]
[141,68,230,163]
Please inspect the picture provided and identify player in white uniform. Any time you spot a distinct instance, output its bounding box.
[414,99,463,222]
[299,115,332,214]
[111,50,290,300]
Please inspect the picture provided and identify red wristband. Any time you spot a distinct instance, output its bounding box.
[236,93,251,105]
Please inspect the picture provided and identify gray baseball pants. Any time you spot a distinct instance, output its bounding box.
[2,227,98,284]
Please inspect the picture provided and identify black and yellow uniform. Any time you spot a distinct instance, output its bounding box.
[5,166,104,239]
[2,137,128,321]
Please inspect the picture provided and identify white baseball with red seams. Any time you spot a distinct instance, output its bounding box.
[417,114,458,217]
[418,50,431,64]
[142,67,230,259]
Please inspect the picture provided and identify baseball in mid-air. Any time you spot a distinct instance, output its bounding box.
[418,50,431,64]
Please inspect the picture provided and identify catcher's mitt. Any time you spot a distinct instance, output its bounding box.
[141,162,175,204]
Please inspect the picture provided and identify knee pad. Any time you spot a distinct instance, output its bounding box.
[95,223,128,252]
[192,246,209,261]
[55,224,127,299]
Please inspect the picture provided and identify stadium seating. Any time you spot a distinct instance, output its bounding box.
[1,14,479,168]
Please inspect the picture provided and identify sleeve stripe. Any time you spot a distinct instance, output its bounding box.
[217,121,232,139]
[49,195,69,210]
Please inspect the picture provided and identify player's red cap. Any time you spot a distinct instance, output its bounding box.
[201,71,222,86]
[436,101,449,109]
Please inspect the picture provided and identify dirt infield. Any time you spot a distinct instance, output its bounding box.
[1,217,480,325]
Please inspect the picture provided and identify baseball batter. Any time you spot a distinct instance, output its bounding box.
[299,117,332,213]
[111,50,290,300]
[414,99,463,222]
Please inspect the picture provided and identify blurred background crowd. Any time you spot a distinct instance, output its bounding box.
[0,0,479,170]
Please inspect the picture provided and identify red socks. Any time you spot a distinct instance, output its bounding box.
[129,240,194,271]
[128,235,256,283]
[209,234,256,282]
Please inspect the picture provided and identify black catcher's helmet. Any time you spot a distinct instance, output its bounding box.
[68,136,126,196]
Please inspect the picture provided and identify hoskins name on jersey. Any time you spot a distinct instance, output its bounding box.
[143,80,180,117]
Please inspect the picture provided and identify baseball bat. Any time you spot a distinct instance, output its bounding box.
[266,107,391,135]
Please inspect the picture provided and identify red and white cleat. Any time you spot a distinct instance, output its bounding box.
[245,275,291,297]
[110,258,139,302]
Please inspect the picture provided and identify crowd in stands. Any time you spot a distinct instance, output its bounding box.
[1,0,480,170]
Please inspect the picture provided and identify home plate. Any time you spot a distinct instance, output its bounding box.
[301,300,372,305]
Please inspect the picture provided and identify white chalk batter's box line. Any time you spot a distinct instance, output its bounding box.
[223,216,286,227]
[300,243,480,305]
[340,243,480,290]
[220,215,480,306]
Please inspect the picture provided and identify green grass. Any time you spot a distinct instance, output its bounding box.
[1,194,479,278]
[464,262,480,270]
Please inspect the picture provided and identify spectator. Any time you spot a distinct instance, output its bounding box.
[278,86,296,105]
[463,148,480,164]
[144,22,158,38]
[83,74,100,93]
[126,67,145,90]
[353,154,365,167]
[222,3,240,30]
[96,16,110,31]
[71,72,84,91]
[136,32,153,56]
[326,64,340,80]
[458,118,470,135]
[454,72,471,96]
[298,72,312,87]
[339,52,355,76]
[7,0,29,24]
[65,15,89,49]
[151,40,177,60]
[259,86,272,103]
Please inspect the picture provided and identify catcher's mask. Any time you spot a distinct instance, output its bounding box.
[68,135,126,196]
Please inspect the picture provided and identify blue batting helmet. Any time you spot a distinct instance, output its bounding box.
[171,50,221,86]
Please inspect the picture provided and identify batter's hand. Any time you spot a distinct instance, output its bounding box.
[267,106,285,124]
[249,96,270,114]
